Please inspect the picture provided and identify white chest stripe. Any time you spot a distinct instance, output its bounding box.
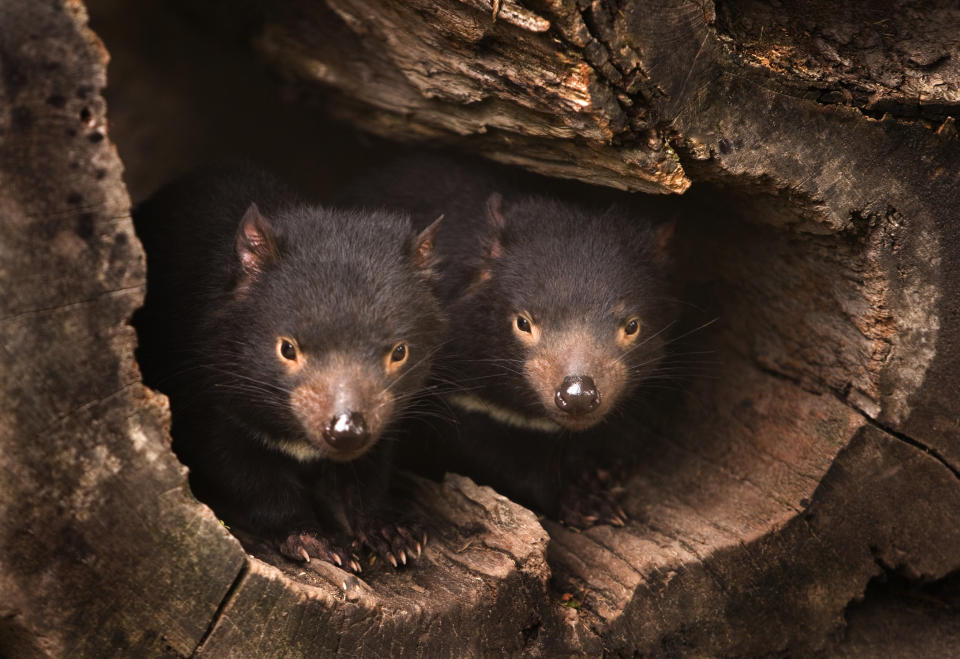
[448,393,561,433]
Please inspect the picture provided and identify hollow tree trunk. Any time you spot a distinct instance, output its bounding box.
[2,0,959,657]
[250,3,960,652]
[0,3,550,658]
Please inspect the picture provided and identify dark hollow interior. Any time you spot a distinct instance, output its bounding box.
[88,0,903,589]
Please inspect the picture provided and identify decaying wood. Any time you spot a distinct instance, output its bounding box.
[0,2,245,655]
[255,0,689,194]
[197,475,552,657]
[0,2,550,657]
[4,0,960,656]
[248,0,960,654]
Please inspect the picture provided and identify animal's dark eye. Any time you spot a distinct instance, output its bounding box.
[391,343,407,363]
[516,316,532,333]
[280,340,297,360]
[625,319,640,336]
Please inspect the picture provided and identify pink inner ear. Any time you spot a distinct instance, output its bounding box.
[243,217,262,244]
[236,202,278,281]
[483,193,506,260]
[653,221,676,262]
[238,248,260,273]
[488,236,503,260]
[485,192,505,231]
[415,238,434,268]
[413,214,443,272]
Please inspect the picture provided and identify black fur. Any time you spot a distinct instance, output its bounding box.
[341,154,675,524]
[134,164,445,566]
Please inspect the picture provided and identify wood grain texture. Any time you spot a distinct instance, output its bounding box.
[255,0,689,193]
[4,0,960,656]
[247,0,960,654]
[0,2,246,656]
[198,475,553,658]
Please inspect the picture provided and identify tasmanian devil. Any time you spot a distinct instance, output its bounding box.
[133,164,445,570]
[340,155,675,528]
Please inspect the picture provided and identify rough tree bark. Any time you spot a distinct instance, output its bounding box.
[2,0,959,657]
[0,2,549,657]
[248,1,960,653]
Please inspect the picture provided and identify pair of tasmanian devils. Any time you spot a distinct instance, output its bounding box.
[134,155,674,574]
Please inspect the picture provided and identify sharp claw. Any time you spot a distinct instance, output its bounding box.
[422,531,429,546]
[332,553,343,567]
[387,553,398,568]
[299,547,310,563]
[351,560,362,573]
[415,542,422,558]
[617,505,628,519]
[399,549,407,565]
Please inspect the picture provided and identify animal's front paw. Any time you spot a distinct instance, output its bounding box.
[352,513,429,568]
[278,531,361,572]
[558,466,628,529]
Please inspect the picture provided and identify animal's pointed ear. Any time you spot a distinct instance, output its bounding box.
[412,214,443,275]
[652,220,675,263]
[484,192,505,259]
[462,192,507,295]
[235,203,278,284]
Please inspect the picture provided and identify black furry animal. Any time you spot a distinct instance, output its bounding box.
[341,155,676,527]
[133,165,445,569]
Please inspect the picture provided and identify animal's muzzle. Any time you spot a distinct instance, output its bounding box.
[322,411,370,451]
[554,375,601,415]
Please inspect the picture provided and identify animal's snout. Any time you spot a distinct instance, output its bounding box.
[554,375,600,415]
[322,411,370,451]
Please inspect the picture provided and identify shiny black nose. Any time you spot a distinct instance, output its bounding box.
[554,375,600,415]
[323,412,369,451]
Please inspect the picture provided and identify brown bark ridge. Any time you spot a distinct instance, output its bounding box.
[247,0,960,655]
[0,2,553,658]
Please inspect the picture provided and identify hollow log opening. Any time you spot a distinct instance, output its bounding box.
[547,183,941,654]
[2,0,958,656]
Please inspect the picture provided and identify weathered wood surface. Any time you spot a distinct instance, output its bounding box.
[4,0,960,656]
[249,0,960,654]
[0,2,554,657]
[197,475,552,657]
[255,0,691,194]
[0,2,246,656]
